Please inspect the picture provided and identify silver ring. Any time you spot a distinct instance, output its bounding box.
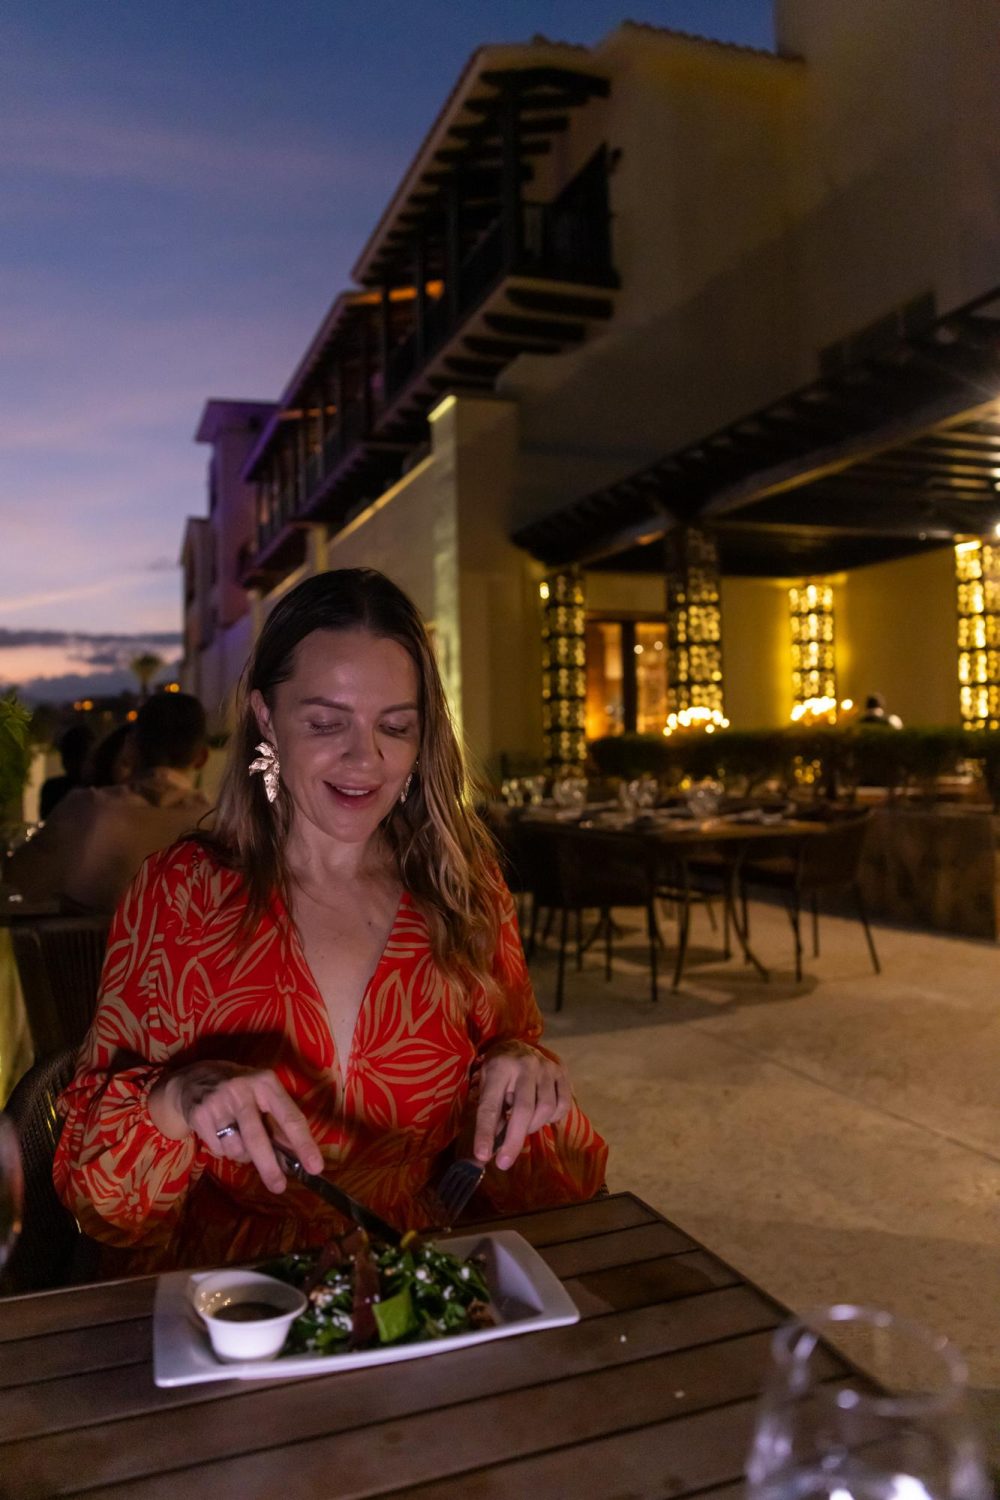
[215,1123,239,1141]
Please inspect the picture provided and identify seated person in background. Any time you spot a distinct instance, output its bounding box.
[8,692,210,914]
[39,724,94,819]
[859,692,903,729]
[55,568,607,1274]
[86,722,136,787]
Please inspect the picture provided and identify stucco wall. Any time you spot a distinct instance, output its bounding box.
[775,0,1000,326]
[214,427,259,630]
[585,571,666,616]
[449,396,544,781]
[837,546,959,727]
[322,448,462,725]
[502,8,1000,542]
[721,577,795,729]
[502,28,806,533]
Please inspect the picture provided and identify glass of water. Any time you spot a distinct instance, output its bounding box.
[685,778,723,820]
[0,1115,23,1272]
[747,1305,989,1500]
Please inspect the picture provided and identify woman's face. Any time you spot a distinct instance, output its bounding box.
[252,627,420,849]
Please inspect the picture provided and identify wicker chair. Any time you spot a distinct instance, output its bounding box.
[521,825,661,1009]
[9,915,109,1056]
[0,1049,88,1294]
[740,812,880,981]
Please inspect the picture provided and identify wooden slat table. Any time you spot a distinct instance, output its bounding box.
[0,1193,811,1498]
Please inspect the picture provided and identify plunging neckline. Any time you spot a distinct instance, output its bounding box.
[279,885,410,1095]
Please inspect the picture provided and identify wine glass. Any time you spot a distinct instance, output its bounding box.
[635,775,658,810]
[0,1114,24,1272]
[685,778,723,820]
[747,1305,990,1500]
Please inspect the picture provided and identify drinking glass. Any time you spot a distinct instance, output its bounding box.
[635,775,658,809]
[568,776,588,811]
[617,779,638,817]
[747,1305,990,1500]
[0,1115,24,1272]
[685,778,723,820]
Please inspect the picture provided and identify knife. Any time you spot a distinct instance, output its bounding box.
[272,1141,402,1246]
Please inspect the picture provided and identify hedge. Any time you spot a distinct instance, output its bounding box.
[588,726,1000,806]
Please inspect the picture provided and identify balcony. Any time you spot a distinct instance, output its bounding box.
[242,56,619,574]
[238,513,307,589]
[379,184,618,418]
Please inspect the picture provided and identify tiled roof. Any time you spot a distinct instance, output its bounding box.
[616,18,792,64]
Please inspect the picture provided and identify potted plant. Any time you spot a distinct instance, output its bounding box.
[0,694,32,819]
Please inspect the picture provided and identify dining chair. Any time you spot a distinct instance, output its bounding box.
[485,812,534,928]
[523,825,661,1009]
[0,1048,94,1294]
[739,812,880,981]
[653,845,727,989]
[9,915,110,1057]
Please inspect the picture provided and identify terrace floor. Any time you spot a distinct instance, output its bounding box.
[525,896,1000,1451]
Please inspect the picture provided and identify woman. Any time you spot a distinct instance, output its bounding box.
[55,569,607,1272]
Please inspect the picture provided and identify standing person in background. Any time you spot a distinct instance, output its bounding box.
[8,692,209,913]
[55,568,607,1274]
[39,724,94,819]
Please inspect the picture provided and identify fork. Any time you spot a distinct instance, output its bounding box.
[431,1122,508,1226]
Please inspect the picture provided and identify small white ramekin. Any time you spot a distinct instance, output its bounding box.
[192,1269,307,1363]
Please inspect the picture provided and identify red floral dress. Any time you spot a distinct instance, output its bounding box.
[54,841,607,1272]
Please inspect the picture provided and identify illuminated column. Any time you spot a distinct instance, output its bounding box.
[664,527,724,718]
[789,581,836,712]
[540,570,587,774]
[955,539,1000,729]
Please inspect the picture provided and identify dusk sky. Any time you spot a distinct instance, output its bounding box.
[1,1,773,697]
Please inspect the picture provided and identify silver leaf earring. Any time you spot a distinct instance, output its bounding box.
[248,741,280,804]
[399,770,414,805]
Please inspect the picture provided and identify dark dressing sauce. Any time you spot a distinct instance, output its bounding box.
[213,1301,286,1322]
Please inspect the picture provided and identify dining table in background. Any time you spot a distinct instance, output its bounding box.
[0,889,58,1105]
[491,804,829,982]
[0,1192,838,1499]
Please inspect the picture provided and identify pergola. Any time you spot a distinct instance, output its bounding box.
[515,287,1000,753]
[513,287,1000,577]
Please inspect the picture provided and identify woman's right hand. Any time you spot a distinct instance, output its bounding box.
[147,1062,324,1194]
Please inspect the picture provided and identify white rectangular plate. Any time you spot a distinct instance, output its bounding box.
[153,1230,579,1387]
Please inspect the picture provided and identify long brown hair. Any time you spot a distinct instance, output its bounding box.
[206,568,505,996]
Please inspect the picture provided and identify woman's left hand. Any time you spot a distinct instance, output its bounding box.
[474,1040,572,1170]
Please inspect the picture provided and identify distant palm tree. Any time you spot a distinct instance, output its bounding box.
[130,652,163,701]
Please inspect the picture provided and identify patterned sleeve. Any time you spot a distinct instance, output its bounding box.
[53,844,211,1250]
[468,881,609,1214]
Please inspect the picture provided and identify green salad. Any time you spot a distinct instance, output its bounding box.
[264,1234,494,1356]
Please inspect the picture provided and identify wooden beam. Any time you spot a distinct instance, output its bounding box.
[447,115,569,141]
[484,311,586,342]
[505,285,615,319]
[700,392,1000,522]
[497,85,522,265]
[463,333,563,357]
[434,140,551,166]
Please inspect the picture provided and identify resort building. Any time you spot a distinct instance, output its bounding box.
[181,0,1000,773]
[182,400,277,718]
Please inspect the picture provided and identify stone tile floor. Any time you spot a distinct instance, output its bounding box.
[524,895,1000,1451]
